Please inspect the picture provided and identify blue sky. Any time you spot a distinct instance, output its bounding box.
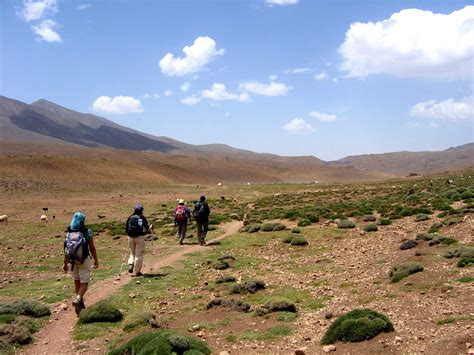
[1,0,473,160]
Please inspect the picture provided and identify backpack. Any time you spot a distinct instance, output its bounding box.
[127,214,144,237]
[175,205,187,221]
[64,231,89,270]
[192,203,203,219]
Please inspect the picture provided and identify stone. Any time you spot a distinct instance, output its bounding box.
[324,311,333,319]
[295,350,305,355]
[219,352,231,355]
[60,303,68,310]
[323,345,336,352]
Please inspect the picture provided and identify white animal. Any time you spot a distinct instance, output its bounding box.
[40,214,48,223]
[217,182,222,186]
[0,215,8,224]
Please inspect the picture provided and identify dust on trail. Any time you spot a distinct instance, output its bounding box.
[22,221,242,355]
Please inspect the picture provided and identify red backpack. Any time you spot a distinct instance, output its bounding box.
[175,205,187,221]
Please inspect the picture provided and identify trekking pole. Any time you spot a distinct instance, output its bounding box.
[118,252,127,275]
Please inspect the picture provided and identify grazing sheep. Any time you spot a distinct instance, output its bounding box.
[0,215,8,224]
[40,215,48,223]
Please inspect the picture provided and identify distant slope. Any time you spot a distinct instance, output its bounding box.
[330,143,474,176]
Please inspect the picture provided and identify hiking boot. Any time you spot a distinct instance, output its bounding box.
[128,265,134,273]
[72,299,82,316]
[179,240,183,245]
[79,299,85,309]
[136,272,142,277]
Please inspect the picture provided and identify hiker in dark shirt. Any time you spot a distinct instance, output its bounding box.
[125,204,152,277]
[193,195,211,245]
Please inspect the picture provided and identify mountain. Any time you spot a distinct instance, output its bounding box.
[330,143,474,176]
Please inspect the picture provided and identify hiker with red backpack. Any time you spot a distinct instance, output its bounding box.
[63,212,99,316]
[126,204,152,277]
[173,199,191,245]
[193,195,211,245]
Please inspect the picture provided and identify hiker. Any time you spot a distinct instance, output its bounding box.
[193,195,211,245]
[173,199,191,245]
[126,204,152,277]
[63,212,99,316]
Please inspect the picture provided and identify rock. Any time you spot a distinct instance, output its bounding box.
[40,295,46,300]
[60,303,68,310]
[219,352,231,355]
[197,330,206,338]
[323,345,336,352]
[324,311,333,319]
[400,240,418,250]
[295,350,305,355]
[468,349,474,355]
[395,336,403,343]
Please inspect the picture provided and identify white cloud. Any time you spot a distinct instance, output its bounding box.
[18,0,57,22]
[181,96,201,105]
[31,19,62,42]
[309,111,337,122]
[142,93,160,100]
[77,4,91,10]
[269,74,278,81]
[159,36,225,77]
[314,71,328,80]
[339,6,474,79]
[284,67,310,74]
[410,96,474,121]
[92,96,144,114]
[239,81,289,96]
[164,89,173,97]
[265,0,298,6]
[180,82,191,92]
[283,118,315,133]
[202,83,250,102]
[429,122,440,128]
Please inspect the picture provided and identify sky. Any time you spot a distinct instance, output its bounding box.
[1,0,473,160]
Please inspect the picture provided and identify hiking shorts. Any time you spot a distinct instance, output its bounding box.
[70,257,92,283]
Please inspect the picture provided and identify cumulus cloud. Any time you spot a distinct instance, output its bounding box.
[181,96,201,105]
[410,96,474,121]
[265,0,298,6]
[202,83,250,102]
[314,71,328,80]
[142,93,160,100]
[180,82,191,92]
[77,4,91,10]
[284,67,310,74]
[31,19,62,42]
[309,111,337,122]
[18,0,57,22]
[339,6,474,79]
[239,81,289,96]
[283,118,315,133]
[159,36,225,77]
[164,89,173,97]
[92,96,144,114]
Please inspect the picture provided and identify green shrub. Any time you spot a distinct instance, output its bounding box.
[457,276,474,283]
[230,280,265,294]
[0,301,50,318]
[216,276,236,284]
[320,309,394,345]
[0,315,16,324]
[291,228,301,234]
[362,224,378,232]
[0,323,32,345]
[263,300,297,313]
[123,311,155,331]
[457,258,474,267]
[109,330,211,355]
[290,236,308,246]
[415,214,429,222]
[276,312,297,321]
[261,223,286,232]
[362,215,376,222]
[297,219,312,227]
[206,299,250,313]
[281,235,294,244]
[337,220,356,229]
[378,218,392,226]
[241,224,261,233]
[389,262,424,283]
[461,190,474,200]
[78,300,123,324]
[427,223,442,234]
[443,217,461,226]
[416,233,433,241]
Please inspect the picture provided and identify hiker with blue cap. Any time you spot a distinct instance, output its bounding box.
[125,204,152,277]
[63,211,99,316]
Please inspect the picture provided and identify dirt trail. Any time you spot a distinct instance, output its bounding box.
[22,221,242,355]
